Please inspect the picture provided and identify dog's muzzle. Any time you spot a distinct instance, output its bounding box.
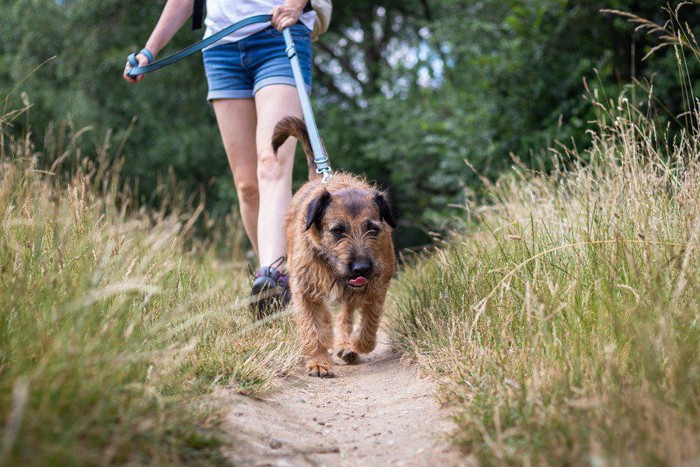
[347,260,372,288]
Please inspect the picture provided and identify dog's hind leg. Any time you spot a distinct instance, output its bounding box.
[350,298,384,355]
[295,293,334,377]
[335,303,357,363]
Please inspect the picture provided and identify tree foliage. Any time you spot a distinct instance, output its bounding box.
[1,0,697,249]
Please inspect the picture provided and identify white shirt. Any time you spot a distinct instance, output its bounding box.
[204,0,316,45]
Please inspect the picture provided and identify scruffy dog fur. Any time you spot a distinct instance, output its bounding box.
[272,117,396,377]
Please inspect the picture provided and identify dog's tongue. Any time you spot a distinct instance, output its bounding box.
[349,276,368,286]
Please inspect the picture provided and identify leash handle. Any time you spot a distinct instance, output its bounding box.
[126,14,272,78]
[127,48,153,68]
[282,28,332,181]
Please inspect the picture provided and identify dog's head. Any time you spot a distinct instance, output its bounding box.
[305,188,395,291]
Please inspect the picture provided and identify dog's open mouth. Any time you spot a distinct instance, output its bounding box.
[347,276,369,288]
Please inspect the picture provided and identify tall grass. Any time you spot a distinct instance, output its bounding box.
[0,106,298,465]
[390,9,700,466]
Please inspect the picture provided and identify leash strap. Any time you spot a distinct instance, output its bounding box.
[140,48,154,63]
[127,14,272,78]
[125,15,332,181]
[282,28,333,182]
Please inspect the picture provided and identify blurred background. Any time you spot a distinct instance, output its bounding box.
[1,0,697,250]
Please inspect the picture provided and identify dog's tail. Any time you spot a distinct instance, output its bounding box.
[271,116,326,181]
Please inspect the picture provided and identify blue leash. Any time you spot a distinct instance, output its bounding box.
[127,14,270,76]
[126,14,332,181]
[282,28,332,182]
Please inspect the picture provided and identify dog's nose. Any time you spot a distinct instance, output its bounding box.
[351,260,373,277]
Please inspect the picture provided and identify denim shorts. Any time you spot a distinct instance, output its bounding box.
[202,24,312,100]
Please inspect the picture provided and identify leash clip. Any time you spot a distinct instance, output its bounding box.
[285,43,297,59]
[314,156,332,184]
[321,170,333,184]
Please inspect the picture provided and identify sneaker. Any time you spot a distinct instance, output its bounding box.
[276,273,291,305]
[250,257,290,318]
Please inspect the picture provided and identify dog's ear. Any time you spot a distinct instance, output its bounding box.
[374,191,396,228]
[305,190,332,231]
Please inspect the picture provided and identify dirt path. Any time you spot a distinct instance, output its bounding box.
[220,330,463,466]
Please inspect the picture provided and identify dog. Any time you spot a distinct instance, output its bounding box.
[271,116,396,377]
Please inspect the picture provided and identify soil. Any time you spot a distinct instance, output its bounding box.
[219,331,465,466]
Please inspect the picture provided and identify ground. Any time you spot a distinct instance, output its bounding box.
[219,331,464,466]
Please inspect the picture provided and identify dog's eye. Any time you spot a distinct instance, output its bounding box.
[329,226,346,237]
[365,221,381,235]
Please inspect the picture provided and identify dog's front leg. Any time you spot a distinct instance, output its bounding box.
[350,297,385,355]
[295,292,334,377]
[335,302,357,363]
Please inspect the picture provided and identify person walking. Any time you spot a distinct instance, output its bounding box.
[124,0,317,314]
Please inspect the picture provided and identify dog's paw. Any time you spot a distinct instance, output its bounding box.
[351,338,377,355]
[336,348,358,364]
[307,365,334,378]
[306,360,334,378]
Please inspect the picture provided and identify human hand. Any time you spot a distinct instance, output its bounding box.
[271,2,303,31]
[123,51,152,83]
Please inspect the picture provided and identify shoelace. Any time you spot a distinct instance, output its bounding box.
[253,255,288,280]
[269,255,286,271]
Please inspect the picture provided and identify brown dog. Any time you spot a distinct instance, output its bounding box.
[272,117,396,377]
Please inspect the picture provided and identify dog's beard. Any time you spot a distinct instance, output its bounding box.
[325,257,367,293]
[316,247,373,294]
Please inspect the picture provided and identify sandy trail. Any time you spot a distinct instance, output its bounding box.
[220,330,463,466]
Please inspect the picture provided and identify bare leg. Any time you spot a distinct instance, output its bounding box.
[351,300,384,355]
[335,303,357,363]
[295,291,334,377]
[211,98,259,253]
[253,85,303,267]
